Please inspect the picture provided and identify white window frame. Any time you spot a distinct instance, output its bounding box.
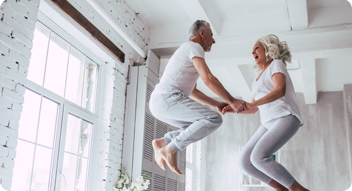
[54,103,98,191]
[12,11,110,191]
[186,143,196,191]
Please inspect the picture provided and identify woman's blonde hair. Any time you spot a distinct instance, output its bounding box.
[254,34,292,70]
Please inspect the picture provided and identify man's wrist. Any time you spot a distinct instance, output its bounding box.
[226,97,236,103]
[211,100,221,107]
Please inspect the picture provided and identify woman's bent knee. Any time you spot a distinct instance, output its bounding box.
[250,152,270,169]
[239,149,252,172]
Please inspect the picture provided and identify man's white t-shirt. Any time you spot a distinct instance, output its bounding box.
[251,59,304,127]
[153,41,205,96]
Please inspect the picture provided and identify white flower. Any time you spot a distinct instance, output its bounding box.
[144,184,149,190]
[145,180,150,185]
[114,170,151,191]
[143,181,150,190]
[136,176,144,184]
[125,177,130,184]
[130,182,138,187]
[118,179,124,184]
[137,184,144,191]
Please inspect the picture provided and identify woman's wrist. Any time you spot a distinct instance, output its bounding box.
[252,101,259,107]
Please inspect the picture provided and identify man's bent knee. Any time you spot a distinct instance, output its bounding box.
[209,113,223,127]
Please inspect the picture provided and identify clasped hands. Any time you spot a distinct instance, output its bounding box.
[215,99,254,115]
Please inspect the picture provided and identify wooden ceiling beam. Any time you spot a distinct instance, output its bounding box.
[51,0,125,63]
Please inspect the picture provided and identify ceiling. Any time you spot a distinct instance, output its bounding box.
[125,0,352,104]
[125,0,191,27]
[128,0,350,27]
[307,0,348,9]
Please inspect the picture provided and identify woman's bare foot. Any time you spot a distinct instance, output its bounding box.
[268,180,289,191]
[152,139,168,170]
[159,145,182,175]
[289,180,309,191]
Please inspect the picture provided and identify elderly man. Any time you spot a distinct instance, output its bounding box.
[149,20,246,174]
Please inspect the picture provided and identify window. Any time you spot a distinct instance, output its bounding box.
[186,143,194,191]
[27,22,98,112]
[12,91,59,191]
[12,20,100,191]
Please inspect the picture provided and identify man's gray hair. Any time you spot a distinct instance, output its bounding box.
[189,20,210,40]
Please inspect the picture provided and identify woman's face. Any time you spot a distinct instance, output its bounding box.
[252,41,266,65]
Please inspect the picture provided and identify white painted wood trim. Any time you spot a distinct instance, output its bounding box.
[122,67,139,176]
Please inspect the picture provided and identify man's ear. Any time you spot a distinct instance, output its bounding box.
[199,29,205,39]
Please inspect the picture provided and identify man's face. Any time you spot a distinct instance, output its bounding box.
[202,27,216,52]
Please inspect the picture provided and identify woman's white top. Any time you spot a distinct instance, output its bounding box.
[251,59,304,127]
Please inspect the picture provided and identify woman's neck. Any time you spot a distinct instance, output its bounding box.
[260,60,273,71]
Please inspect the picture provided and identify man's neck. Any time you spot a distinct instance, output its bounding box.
[190,37,204,50]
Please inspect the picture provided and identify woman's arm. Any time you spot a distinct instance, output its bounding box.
[238,98,258,114]
[223,98,258,114]
[248,73,286,109]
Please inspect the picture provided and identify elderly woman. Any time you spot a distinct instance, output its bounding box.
[223,35,309,191]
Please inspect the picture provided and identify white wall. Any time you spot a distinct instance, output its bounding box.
[0,0,40,189]
[0,0,151,190]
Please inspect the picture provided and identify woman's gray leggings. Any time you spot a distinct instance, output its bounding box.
[239,114,300,188]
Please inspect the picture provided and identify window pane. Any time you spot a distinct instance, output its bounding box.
[79,120,92,158]
[12,140,35,191]
[44,32,69,97]
[75,158,89,191]
[186,168,192,191]
[31,146,53,191]
[81,58,98,112]
[60,153,77,191]
[186,143,193,163]
[27,22,50,86]
[18,90,41,142]
[65,48,85,105]
[64,115,81,154]
[36,98,59,148]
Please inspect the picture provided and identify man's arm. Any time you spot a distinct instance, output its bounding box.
[192,57,245,112]
[190,84,220,107]
[190,84,228,114]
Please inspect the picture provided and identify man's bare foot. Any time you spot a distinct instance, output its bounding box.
[159,145,182,175]
[152,139,168,170]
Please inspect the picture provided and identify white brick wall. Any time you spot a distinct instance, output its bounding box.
[1,0,148,190]
[94,60,128,190]
[0,0,40,190]
[97,0,150,52]
[68,0,151,66]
